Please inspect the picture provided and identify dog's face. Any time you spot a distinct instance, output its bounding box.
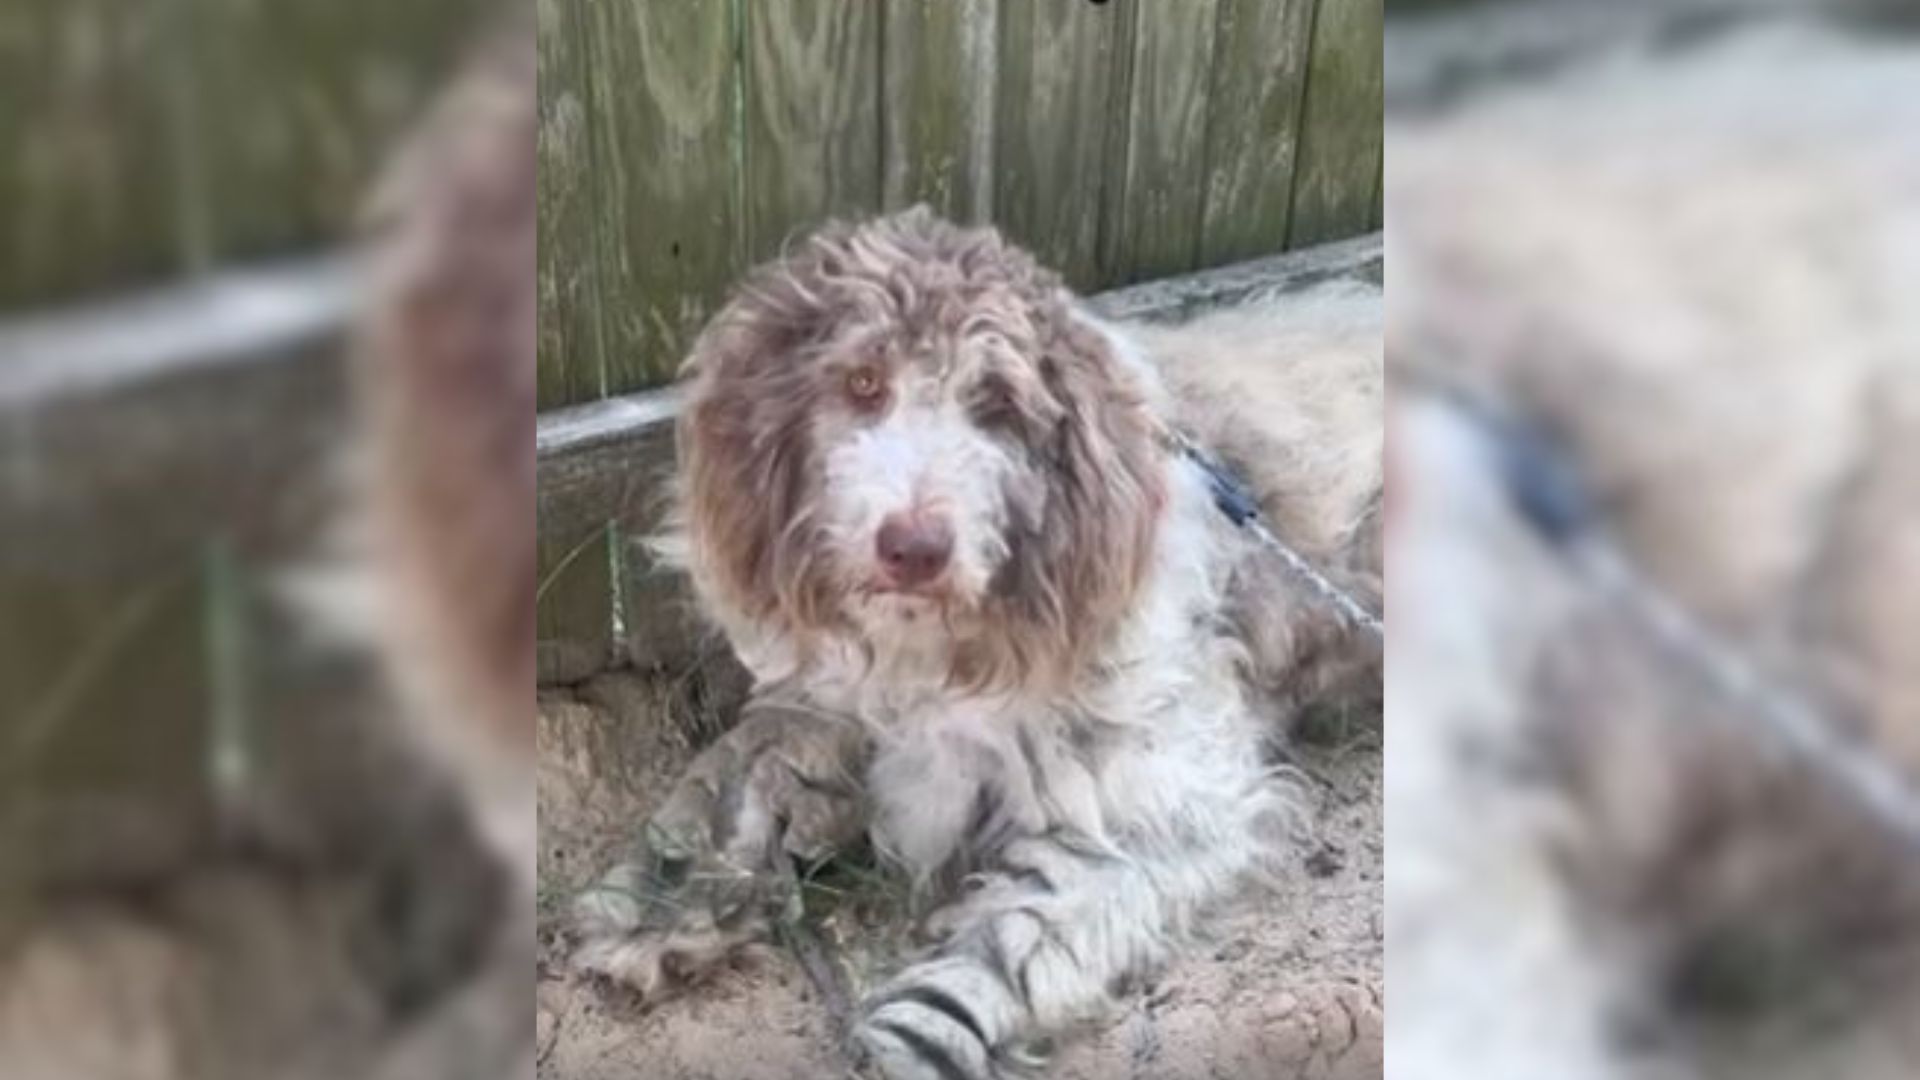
[677,212,1165,689]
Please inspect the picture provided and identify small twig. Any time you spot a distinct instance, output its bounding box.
[1270,748,1341,796]
[773,858,861,1041]
[536,527,606,605]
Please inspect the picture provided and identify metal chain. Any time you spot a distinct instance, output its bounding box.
[1572,537,1920,852]
[1246,517,1386,641]
[1172,430,1385,643]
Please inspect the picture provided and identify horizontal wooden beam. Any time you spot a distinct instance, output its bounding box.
[1,257,357,580]
[1090,231,1381,323]
[0,255,357,409]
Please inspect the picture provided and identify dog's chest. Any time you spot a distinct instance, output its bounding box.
[853,694,1120,877]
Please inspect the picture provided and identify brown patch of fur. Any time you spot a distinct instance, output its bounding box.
[971,310,1165,689]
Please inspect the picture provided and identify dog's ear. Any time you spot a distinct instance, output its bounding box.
[996,310,1165,679]
[675,287,837,638]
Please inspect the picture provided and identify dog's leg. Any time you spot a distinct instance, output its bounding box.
[856,835,1248,1079]
[856,777,1266,1080]
[570,695,869,998]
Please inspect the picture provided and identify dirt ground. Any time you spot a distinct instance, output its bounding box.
[536,670,1383,1080]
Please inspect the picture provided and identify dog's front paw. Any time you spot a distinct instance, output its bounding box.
[569,850,772,999]
[568,696,869,1000]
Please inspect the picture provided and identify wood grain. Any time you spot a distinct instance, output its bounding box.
[1197,0,1317,266]
[1108,0,1219,284]
[535,0,613,673]
[183,0,487,268]
[583,0,742,395]
[880,0,998,223]
[1287,0,1384,248]
[537,0,604,410]
[743,0,881,261]
[993,0,1128,290]
[533,0,1381,400]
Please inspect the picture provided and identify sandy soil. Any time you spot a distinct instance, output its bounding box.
[536,670,1382,1080]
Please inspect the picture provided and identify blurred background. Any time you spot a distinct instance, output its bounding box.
[1386,1,1920,1078]
[0,1,527,1078]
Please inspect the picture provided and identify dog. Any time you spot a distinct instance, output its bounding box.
[570,209,1382,1079]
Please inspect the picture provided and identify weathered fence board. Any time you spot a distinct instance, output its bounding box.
[534,393,704,675]
[1198,0,1318,266]
[1289,0,1385,247]
[536,0,1376,399]
[535,0,612,673]
[2,239,553,924]
[0,258,354,578]
[744,1,882,262]
[536,0,603,411]
[1096,0,1140,286]
[881,0,1000,223]
[586,0,741,396]
[994,0,1129,290]
[1109,0,1219,284]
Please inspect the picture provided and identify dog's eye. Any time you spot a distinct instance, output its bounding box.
[844,365,886,408]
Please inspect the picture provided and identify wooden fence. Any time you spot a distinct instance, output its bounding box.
[535,0,1384,681]
[538,0,1382,402]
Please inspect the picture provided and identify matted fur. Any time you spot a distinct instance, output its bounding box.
[575,210,1381,1080]
[675,211,1166,694]
[1388,18,1920,1080]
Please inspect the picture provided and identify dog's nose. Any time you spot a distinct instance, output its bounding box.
[875,513,954,587]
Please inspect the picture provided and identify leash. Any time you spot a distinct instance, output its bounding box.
[1173,431,1385,643]
[1465,397,1920,853]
